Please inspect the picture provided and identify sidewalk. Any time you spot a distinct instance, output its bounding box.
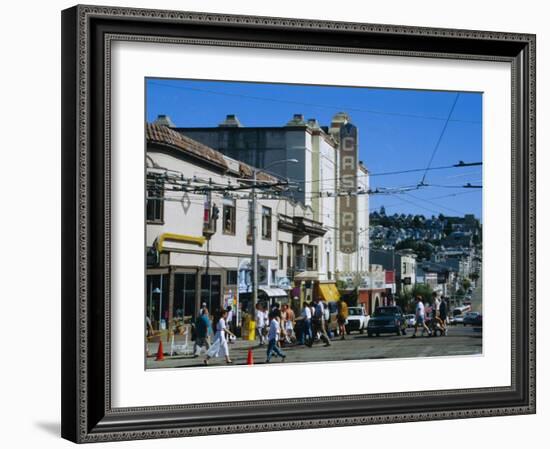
[146,334,259,359]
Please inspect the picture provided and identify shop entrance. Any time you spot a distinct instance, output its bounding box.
[200,274,221,315]
[174,273,197,323]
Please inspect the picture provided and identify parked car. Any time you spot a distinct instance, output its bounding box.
[345,306,370,334]
[404,314,416,328]
[463,312,482,326]
[450,314,465,325]
[367,306,407,337]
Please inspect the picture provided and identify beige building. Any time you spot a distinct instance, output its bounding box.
[145,124,326,330]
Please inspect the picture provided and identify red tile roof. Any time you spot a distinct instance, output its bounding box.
[146,123,228,169]
[146,123,279,183]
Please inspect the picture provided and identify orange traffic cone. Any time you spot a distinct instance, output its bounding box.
[247,348,254,365]
[155,340,165,361]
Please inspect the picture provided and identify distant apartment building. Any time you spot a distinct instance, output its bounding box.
[369,248,417,295]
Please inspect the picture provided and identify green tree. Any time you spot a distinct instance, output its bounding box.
[461,278,472,292]
[395,239,433,260]
[397,284,433,312]
[412,283,434,303]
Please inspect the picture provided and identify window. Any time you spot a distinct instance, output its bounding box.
[305,245,318,270]
[146,175,164,223]
[279,242,284,268]
[287,243,293,268]
[222,199,236,235]
[261,206,272,239]
[226,270,238,285]
[295,245,305,270]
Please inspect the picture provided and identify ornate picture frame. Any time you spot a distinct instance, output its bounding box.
[61,4,535,443]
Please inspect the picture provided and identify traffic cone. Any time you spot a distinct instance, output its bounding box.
[247,348,254,365]
[155,340,165,361]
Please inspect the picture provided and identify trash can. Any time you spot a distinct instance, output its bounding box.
[248,320,256,341]
[241,314,250,339]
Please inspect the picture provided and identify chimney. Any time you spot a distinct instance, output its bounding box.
[153,114,175,128]
[307,118,320,130]
[218,114,243,127]
[286,113,306,126]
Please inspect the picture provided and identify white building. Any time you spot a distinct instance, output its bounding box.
[145,124,326,330]
[163,111,370,297]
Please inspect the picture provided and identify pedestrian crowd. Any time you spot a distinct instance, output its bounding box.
[411,292,449,338]
[187,292,450,366]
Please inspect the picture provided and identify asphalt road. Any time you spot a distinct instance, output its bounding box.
[147,324,482,369]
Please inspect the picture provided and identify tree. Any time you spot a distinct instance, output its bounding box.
[461,278,472,292]
[395,239,433,260]
[412,284,434,303]
[397,283,433,312]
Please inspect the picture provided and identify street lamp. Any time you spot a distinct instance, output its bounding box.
[152,286,162,330]
[250,158,298,314]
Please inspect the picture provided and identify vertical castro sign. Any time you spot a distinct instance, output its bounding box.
[339,123,357,253]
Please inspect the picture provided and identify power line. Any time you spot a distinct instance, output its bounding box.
[148,81,481,125]
[401,192,466,216]
[420,93,460,185]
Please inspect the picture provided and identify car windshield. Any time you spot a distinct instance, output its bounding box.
[374,307,398,316]
[348,308,362,316]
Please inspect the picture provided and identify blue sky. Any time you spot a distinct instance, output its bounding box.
[146,79,482,219]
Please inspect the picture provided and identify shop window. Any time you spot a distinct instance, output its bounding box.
[261,206,272,240]
[226,270,238,285]
[146,175,164,223]
[222,199,236,235]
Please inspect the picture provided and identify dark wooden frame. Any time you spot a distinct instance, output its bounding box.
[61,4,536,443]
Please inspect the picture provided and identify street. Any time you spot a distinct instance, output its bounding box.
[146,324,482,369]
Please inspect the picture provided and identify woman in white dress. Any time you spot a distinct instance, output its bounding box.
[204,309,235,365]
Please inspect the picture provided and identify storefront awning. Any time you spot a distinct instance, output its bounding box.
[294,271,319,280]
[319,283,340,302]
[259,287,288,298]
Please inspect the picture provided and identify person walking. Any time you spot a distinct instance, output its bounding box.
[299,301,313,346]
[265,314,286,363]
[204,309,235,365]
[281,304,295,344]
[255,303,267,346]
[439,297,449,335]
[337,299,349,340]
[431,292,445,335]
[312,298,331,346]
[411,295,432,338]
[193,307,212,356]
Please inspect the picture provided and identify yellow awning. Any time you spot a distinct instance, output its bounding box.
[319,283,340,301]
[156,233,206,252]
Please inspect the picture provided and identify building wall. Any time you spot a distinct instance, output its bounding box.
[147,151,277,264]
[175,116,370,280]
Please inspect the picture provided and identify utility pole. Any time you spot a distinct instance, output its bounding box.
[250,168,258,315]
[249,158,298,315]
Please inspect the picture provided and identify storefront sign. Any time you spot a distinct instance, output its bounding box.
[277,276,292,290]
[339,123,358,253]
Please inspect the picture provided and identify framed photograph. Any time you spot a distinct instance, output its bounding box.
[61,4,536,443]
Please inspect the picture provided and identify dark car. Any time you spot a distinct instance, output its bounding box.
[367,306,407,337]
[463,312,482,326]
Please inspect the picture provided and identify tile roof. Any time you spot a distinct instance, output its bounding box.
[146,123,228,170]
[147,123,280,184]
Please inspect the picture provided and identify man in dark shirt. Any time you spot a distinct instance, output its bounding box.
[193,308,212,356]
